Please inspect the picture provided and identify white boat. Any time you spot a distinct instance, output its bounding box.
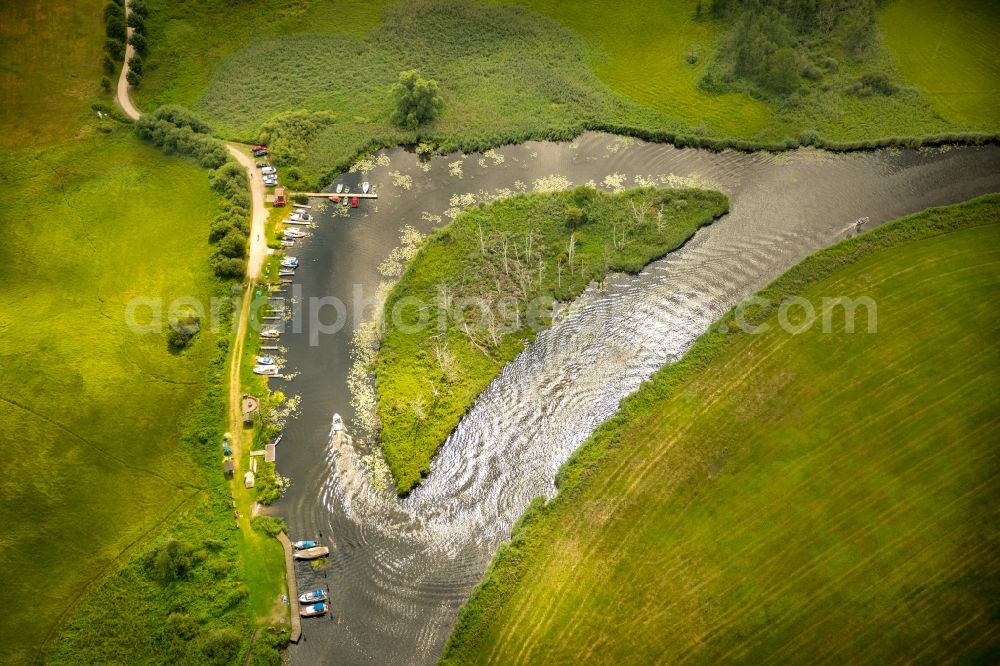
[284,229,306,238]
[293,546,330,560]
[299,588,328,604]
[330,413,345,433]
[255,356,275,365]
[261,328,281,339]
[290,212,312,222]
[362,182,370,194]
[335,183,343,194]
[278,268,295,277]
[292,540,317,550]
[281,257,299,268]
[300,602,327,617]
[280,240,295,247]
[284,218,311,226]
[253,365,278,376]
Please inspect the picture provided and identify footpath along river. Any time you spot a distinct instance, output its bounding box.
[266,132,1000,664]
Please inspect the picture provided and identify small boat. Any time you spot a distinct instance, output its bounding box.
[284,229,306,238]
[292,540,317,550]
[328,195,341,203]
[293,546,330,560]
[344,186,351,194]
[255,356,275,365]
[362,181,370,194]
[290,212,312,222]
[299,588,328,604]
[331,413,345,433]
[278,268,295,277]
[253,365,279,376]
[285,219,310,226]
[261,328,281,339]
[336,183,344,194]
[300,603,328,618]
[350,197,359,208]
[280,257,299,268]
[280,240,295,247]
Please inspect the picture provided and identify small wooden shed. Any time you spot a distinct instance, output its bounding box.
[244,471,255,489]
[223,460,234,480]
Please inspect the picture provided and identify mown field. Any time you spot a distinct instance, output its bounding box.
[134,0,992,188]
[881,0,1000,130]
[443,195,1000,664]
[374,187,728,494]
[0,2,281,662]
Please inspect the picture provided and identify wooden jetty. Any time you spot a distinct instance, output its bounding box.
[260,345,279,351]
[296,191,378,199]
[276,532,302,643]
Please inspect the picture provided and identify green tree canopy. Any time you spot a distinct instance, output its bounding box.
[391,69,444,130]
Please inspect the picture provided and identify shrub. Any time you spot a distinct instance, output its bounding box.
[127,54,143,76]
[167,313,201,351]
[849,72,898,97]
[129,0,149,18]
[391,69,444,130]
[250,516,287,537]
[126,69,141,87]
[257,110,336,166]
[127,11,145,33]
[200,628,241,664]
[291,194,309,205]
[100,77,112,94]
[149,538,196,581]
[165,612,199,642]
[105,37,125,61]
[105,14,126,42]
[102,54,116,76]
[218,230,248,258]
[213,256,246,279]
[129,31,147,55]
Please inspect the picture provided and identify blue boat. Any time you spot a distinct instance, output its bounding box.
[292,540,316,550]
[300,602,327,617]
[280,257,299,269]
[299,588,328,604]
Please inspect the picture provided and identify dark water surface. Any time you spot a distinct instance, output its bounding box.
[271,133,1000,664]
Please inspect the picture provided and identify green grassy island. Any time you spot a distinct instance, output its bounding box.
[373,187,729,494]
[442,194,1000,664]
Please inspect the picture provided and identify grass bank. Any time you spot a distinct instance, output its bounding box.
[135,0,997,189]
[442,194,1000,663]
[373,186,729,494]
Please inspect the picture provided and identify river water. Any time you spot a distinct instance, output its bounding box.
[271,133,1000,664]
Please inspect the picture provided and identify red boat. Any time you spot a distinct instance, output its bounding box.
[329,195,341,203]
[350,197,359,208]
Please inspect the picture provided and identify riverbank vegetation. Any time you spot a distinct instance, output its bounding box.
[373,186,729,494]
[132,0,998,188]
[442,194,1000,663]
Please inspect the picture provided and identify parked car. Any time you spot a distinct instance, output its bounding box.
[256,162,268,168]
[261,166,276,175]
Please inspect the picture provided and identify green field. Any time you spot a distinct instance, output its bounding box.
[374,187,728,494]
[130,0,994,188]
[0,2,278,661]
[882,0,1000,130]
[443,195,1000,663]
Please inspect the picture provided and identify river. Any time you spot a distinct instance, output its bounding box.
[269,132,1000,664]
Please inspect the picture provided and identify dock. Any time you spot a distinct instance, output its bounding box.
[277,532,302,643]
[296,191,378,199]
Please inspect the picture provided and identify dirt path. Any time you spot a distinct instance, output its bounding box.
[226,144,270,279]
[114,3,141,121]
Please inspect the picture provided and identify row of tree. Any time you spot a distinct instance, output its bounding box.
[100,0,149,92]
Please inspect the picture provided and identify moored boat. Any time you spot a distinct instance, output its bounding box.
[278,268,295,277]
[335,183,343,194]
[293,546,330,560]
[261,328,281,339]
[350,197,359,208]
[280,257,299,268]
[362,181,370,194]
[300,602,327,617]
[253,365,278,376]
[284,229,306,238]
[292,540,316,549]
[299,588,328,604]
[256,356,275,365]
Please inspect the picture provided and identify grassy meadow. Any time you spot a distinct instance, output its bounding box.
[0,1,284,661]
[881,0,1000,130]
[443,195,1000,663]
[132,0,996,188]
[374,187,728,494]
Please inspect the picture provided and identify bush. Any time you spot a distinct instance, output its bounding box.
[105,14,126,42]
[218,230,248,258]
[167,313,201,351]
[127,11,145,33]
[390,69,444,130]
[126,69,141,87]
[105,37,125,61]
[148,539,196,581]
[200,628,241,664]
[250,516,287,537]
[127,54,143,76]
[165,613,199,642]
[849,72,899,97]
[291,194,309,205]
[213,256,246,279]
[129,31,147,55]
[129,0,149,18]
[102,54,116,76]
